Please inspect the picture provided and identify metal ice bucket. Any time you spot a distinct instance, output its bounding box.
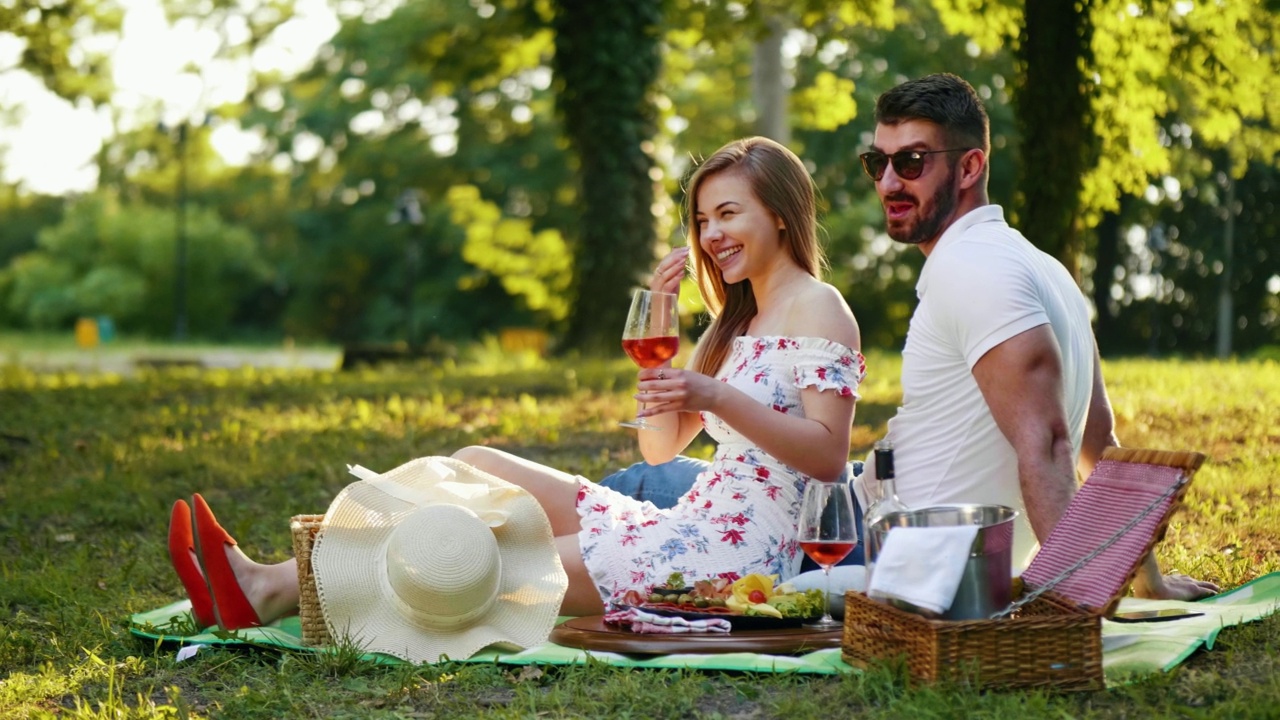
[866,504,1018,620]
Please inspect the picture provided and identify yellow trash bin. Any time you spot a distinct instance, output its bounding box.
[75,317,100,349]
[499,328,550,356]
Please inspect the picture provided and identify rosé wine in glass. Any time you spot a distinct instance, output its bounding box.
[797,479,858,629]
[619,289,679,430]
[622,336,680,369]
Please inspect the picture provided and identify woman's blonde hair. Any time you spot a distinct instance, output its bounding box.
[686,137,826,377]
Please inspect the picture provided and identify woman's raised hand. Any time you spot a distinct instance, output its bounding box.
[650,246,690,296]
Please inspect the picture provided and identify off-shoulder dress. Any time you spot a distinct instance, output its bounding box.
[576,336,866,602]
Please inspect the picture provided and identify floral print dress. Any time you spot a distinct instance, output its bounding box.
[576,336,867,603]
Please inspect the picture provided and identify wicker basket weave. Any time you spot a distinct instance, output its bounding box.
[841,447,1206,692]
[842,589,1103,690]
[289,514,330,647]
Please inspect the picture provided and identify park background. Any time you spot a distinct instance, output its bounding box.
[2,1,1279,718]
[1,0,1277,359]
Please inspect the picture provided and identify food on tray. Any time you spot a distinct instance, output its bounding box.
[617,573,824,620]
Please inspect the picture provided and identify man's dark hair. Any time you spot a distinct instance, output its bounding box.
[874,73,990,155]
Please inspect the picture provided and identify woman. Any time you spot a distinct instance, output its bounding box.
[171,136,864,632]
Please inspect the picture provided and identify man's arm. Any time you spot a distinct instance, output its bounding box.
[1076,341,1119,480]
[999,338,1221,601]
[971,324,1077,543]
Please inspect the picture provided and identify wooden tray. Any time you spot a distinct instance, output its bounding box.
[550,616,841,655]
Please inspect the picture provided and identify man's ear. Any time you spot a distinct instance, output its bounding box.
[958,149,986,190]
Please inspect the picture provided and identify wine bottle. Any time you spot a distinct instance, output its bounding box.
[863,439,909,587]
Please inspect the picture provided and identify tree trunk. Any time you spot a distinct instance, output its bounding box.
[753,17,789,145]
[1013,0,1095,281]
[1091,205,1122,354]
[1215,173,1236,358]
[552,0,662,353]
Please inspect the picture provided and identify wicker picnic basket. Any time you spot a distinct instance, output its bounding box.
[289,513,331,647]
[841,448,1206,691]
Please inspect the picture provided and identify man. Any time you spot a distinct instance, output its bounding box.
[604,73,1216,601]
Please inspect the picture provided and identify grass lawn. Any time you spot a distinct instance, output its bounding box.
[1,350,1278,718]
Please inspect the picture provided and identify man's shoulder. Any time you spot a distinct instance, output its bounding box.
[931,220,1051,284]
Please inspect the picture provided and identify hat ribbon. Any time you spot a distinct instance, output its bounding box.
[347,461,516,527]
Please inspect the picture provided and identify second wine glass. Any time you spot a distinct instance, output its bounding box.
[619,289,680,430]
[797,478,858,630]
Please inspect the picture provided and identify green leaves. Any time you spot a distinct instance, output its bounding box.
[792,71,859,131]
[448,184,573,320]
[3,191,269,335]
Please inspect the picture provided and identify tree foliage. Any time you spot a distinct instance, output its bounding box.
[935,1,1280,254]
[448,184,573,321]
[1,0,1276,356]
[2,192,268,335]
[0,0,123,105]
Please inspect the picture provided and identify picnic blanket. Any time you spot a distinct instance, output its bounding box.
[128,571,1280,686]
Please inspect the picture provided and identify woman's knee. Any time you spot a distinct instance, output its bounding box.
[451,445,503,472]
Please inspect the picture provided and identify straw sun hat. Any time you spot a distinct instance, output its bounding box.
[310,456,568,663]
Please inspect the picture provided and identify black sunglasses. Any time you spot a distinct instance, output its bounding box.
[859,148,972,181]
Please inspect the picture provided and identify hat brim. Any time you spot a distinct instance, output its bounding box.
[312,457,568,663]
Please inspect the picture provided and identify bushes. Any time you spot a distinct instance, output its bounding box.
[1,192,269,337]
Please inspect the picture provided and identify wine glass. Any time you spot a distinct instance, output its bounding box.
[619,289,680,430]
[797,478,858,630]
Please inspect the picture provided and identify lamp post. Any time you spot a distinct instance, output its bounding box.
[388,190,426,349]
[160,117,205,341]
[174,121,190,340]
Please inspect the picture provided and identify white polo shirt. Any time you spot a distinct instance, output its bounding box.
[864,205,1095,571]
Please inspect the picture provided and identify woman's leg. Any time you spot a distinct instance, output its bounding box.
[556,534,606,616]
[451,447,632,614]
[222,532,605,620]
[224,550,301,624]
[193,447,601,625]
[192,493,300,628]
[451,446,584,536]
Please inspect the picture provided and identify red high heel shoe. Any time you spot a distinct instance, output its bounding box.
[192,493,262,630]
[167,499,217,629]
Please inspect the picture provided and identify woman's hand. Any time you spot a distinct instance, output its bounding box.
[650,246,690,296]
[635,367,721,418]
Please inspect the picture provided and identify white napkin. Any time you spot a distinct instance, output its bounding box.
[866,525,979,615]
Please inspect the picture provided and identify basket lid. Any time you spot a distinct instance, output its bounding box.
[1020,448,1205,616]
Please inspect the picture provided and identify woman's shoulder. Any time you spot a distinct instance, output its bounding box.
[783,282,860,351]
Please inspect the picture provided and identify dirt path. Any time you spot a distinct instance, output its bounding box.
[3,346,343,374]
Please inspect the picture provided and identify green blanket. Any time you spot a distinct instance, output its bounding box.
[129,572,1280,686]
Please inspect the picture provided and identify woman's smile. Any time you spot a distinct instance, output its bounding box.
[716,246,742,263]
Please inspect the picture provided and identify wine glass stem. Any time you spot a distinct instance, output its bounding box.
[822,566,834,623]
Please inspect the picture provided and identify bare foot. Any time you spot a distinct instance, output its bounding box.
[224,545,301,623]
[1134,572,1220,601]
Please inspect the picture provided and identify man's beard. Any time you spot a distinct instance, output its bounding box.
[884,167,958,246]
